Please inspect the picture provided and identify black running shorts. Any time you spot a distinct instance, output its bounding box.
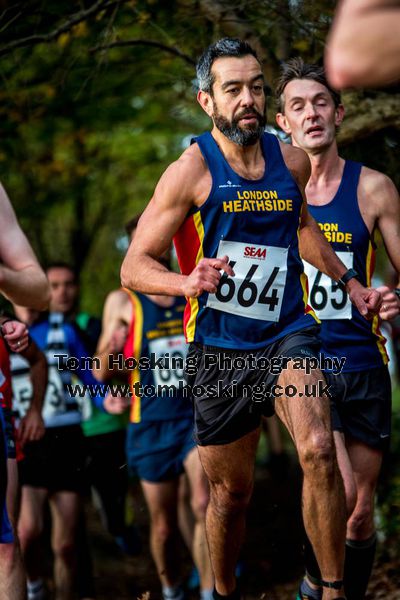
[19,424,86,492]
[186,325,321,446]
[327,364,392,449]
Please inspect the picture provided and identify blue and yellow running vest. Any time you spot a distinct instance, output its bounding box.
[174,131,317,349]
[303,160,388,371]
[123,291,191,423]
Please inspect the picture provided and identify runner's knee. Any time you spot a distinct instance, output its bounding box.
[297,431,336,476]
[210,479,253,518]
[52,538,76,567]
[18,518,43,547]
[190,486,209,520]
[348,497,374,535]
[151,514,177,545]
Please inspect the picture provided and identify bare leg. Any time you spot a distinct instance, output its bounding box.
[18,486,48,591]
[198,427,260,595]
[141,479,181,588]
[346,440,382,540]
[49,491,81,600]
[177,473,195,552]
[343,440,382,600]
[275,365,346,600]
[0,459,27,600]
[334,432,357,518]
[304,431,358,593]
[184,447,213,592]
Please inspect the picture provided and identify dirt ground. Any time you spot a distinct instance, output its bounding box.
[83,456,400,600]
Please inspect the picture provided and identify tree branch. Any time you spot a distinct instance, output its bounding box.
[338,92,400,145]
[0,0,127,57]
[91,39,196,65]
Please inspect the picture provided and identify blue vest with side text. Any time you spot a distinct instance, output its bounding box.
[173,131,317,350]
[305,160,387,371]
[123,291,192,423]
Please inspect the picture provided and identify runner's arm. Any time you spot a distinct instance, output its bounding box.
[120,149,233,297]
[0,183,49,310]
[93,289,131,382]
[367,170,400,319]
[18,340,47,445]
[67,325,106,409]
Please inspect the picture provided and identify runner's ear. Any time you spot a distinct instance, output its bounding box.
[197,90,214,117]
[276,112,291,135]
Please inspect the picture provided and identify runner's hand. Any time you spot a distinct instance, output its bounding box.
[103,392,130,414]
[18,408,45,446]
[2,320,29,352]
[109,324,129,354]
[347,281,381,319]
[182,255,234,297]
[376,285,400,320]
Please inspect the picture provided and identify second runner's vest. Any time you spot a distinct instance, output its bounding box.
[123,291,191,423]
[304,160,388,371]
[174,131,317,349]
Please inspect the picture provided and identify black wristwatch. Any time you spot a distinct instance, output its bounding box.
[394,288,400,300]
[338,268,360,290]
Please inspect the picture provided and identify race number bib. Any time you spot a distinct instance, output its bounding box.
[12,375,31,419]
[206,240,288,322]
[42,366,67,421]
[11,354,32,419]
[148,335,187,390]
[303,251,353,320]
[12,364,66,420]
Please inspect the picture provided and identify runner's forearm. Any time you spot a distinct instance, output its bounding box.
[121,254,187,296]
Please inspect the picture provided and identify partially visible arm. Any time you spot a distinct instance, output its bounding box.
[299,203,349,281]
[67,325,107,410]
[326,0,400,88]
[120,146,233,297]
[0,184,49,310]
[93,289,131,382]
[373,171,400,273]
[17,340,47,445]
[363,169,400,319]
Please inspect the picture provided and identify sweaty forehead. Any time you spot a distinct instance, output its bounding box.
[283,78,330,102]
[212,55,262,86]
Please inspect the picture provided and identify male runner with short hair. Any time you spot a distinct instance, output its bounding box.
[120,38,382,600]
[0,181,49,600]
[275,57,400,599]
[95,216,213,600]
[15,272,104,600]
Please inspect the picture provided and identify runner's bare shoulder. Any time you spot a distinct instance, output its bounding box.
[153,142,212,210]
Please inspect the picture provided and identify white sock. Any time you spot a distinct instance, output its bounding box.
[162,584,185,600]
[27,579,46,600]
[200,589,214,600]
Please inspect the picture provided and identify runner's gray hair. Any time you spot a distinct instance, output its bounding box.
[196,38,260,95]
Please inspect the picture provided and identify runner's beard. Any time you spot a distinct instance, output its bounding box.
[213,107,266,146]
